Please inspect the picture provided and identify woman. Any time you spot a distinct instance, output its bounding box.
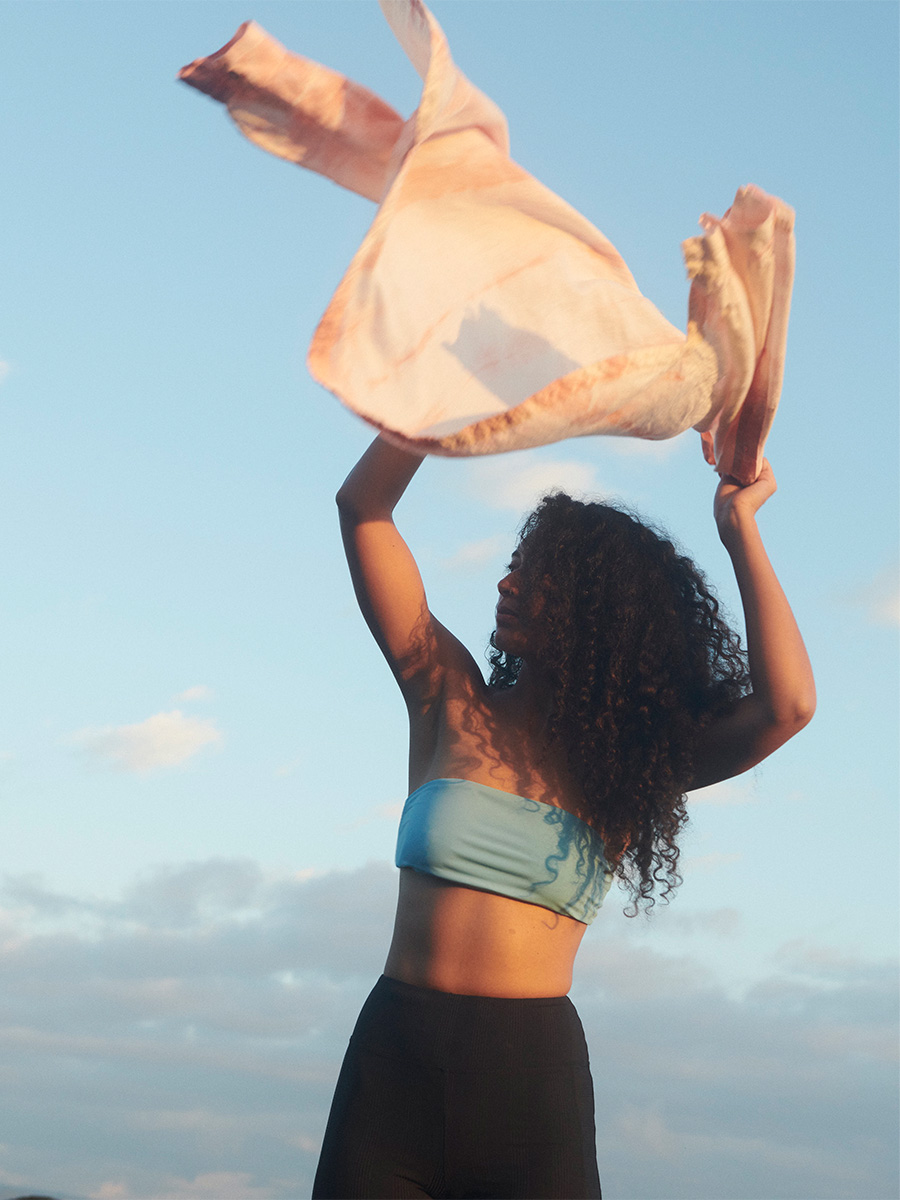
[312,437,815,1200]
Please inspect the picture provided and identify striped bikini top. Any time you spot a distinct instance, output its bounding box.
[394,777,614,925]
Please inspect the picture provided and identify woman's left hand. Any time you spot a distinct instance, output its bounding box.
[714,459,777,546]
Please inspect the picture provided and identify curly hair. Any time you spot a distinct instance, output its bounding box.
[488,491,749,915]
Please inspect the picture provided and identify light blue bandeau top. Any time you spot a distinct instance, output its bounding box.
[395,777,614,925]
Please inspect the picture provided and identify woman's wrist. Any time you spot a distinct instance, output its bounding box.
[717,504,756,548]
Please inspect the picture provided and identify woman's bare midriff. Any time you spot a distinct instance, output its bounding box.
[383,867,588,998]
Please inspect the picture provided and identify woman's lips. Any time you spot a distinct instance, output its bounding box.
[496,604,519,624]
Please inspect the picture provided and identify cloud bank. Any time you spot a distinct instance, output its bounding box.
[0,860,895,1200]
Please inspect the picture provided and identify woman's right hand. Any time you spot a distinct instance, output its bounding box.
[713,458,777,548]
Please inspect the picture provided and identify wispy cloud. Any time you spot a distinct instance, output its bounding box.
[689,777,758,806]
[467,455,606,512]
[662,907,743,938]
[341,800,405,832]
[91,1184,131,1200]
[68,710,222,772]
[173,685,216,703]
[131,1170,275,1200]
[843,563,900,628]
[274,756,304,779]
[681,851,742,875]
[606,431,690,461]
[440,534,509,571]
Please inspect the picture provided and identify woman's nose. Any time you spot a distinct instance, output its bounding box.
[498,573,515,596]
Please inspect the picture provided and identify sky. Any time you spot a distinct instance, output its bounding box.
[0,1,897,1198]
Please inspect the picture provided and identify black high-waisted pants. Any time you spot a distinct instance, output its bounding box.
[312,975,601,1199]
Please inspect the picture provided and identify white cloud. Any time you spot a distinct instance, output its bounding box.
[341,800,405,832]
[603,1103,868,1191]
[844,563,900,627]
[69,710,222,772]
[0,1168,30,1191]
[130,1172,274,1200]
[124,858,266,929]
[607,430,690,461]
[688,777,758,805]
[467,455,606,512]
[662,907,742,938]
[274,756,304,779]
[174,685,215,703]
[287,1132,321,1154]
[440,533,509,571]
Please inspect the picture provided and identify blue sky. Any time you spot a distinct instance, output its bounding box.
[0,2,897,1198]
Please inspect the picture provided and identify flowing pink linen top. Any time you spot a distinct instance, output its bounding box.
[180,0,795,484]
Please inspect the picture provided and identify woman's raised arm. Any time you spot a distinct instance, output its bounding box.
[689,461,816,790]
[336,436,479,702]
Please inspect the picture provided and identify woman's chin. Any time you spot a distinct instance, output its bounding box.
[494,627,527,656]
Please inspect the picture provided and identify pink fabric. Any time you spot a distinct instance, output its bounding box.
[179,0,794,483]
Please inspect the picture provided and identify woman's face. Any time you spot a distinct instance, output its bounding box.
[494,545,544,657]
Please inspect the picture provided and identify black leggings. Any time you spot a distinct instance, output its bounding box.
[312,975,601,1199]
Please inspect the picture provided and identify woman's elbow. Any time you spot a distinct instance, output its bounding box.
[791,676,817,731]
[795,691,817,730]
[335,487,393,526]
[771,690,816,745]
[336,486,365,521]
[335,486,353,514]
